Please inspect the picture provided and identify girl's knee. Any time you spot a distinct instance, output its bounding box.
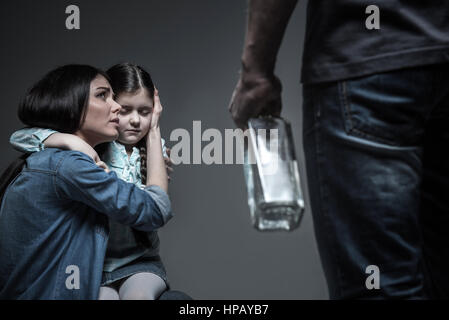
[98,286,120,300]
[120,290,159,300]
[119,272,167,300]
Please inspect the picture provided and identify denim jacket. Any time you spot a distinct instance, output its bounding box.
[10,128,169,272]
[0,149,172,299]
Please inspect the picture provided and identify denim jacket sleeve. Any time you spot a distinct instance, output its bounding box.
[10,127,57,153]
[55,151,173,231]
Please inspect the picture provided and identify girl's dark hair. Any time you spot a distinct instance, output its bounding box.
[18,64,109,133]
[106,63,156,185]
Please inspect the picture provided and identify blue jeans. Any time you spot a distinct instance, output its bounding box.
[303,64,449,299]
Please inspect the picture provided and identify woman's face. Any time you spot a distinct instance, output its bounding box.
[75,75,122,147]
[115,88,153,147]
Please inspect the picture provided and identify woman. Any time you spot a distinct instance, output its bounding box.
[10,63,174,300]
[0,64,171,299]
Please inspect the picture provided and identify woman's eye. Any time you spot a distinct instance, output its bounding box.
[96,92,107,100]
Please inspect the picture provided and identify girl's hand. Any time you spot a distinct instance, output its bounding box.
[66,135,101,163]
[46,133,101,163]
[95,161,110,173]
[145,88,168,192]
[149,88,163,131]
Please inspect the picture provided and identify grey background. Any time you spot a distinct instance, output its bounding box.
[0,0,328,299]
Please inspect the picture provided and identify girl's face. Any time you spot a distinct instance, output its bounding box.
[115,88,153,147]
[75,75,122,147]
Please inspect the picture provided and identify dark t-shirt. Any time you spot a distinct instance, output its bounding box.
[301,1,449,84]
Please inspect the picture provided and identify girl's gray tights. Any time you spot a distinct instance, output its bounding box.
[98,272,167,300]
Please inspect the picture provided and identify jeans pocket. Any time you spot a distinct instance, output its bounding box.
[338,73,426,147]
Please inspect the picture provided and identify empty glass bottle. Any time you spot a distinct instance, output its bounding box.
[243,116,304,231]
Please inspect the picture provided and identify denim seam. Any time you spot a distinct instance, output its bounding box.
[339,80,402,147]
[55,154,67,172]
[53,174,63,199]
[53,246,67,299]
[66,217,82,299]
[53,206,78,299]
[22,168,57,175]
[314,89,344,299]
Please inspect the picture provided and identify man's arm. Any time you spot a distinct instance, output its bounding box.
[229,0,298,129]
[242,0,299,76]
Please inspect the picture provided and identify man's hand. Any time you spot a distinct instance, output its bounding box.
[229,73,282,129]
[229,0,298,129]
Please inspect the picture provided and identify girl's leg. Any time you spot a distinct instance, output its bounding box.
[98,286,120,300]
[118,272,167,300]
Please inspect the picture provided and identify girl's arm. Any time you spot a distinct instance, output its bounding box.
[10,128,58,152]
[146,89,168,193]
[10,127,100,162]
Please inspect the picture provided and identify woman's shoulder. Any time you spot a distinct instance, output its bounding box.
[57,149,95,165]
[24,149,93,175]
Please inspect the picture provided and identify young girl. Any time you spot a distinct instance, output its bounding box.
[10,63,172,300]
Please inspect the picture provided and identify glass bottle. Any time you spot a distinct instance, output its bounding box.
[243,116,304,231]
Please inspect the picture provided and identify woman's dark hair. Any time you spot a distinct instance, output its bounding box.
[2,65,108,206]
[18,64,109,133]
[106,63,156,185]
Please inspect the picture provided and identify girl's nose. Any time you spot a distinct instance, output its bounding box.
[130,114,140,126]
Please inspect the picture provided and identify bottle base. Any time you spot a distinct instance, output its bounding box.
[251,201,304,232]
